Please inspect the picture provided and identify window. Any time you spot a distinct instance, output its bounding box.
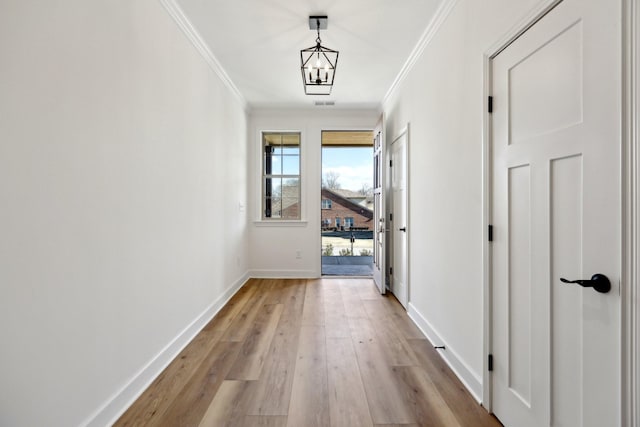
[335,217,341,228]
[262,132,301,220]
[345,217,354,228]
[321,199,332,209]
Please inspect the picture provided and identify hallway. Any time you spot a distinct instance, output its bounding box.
[116,279,501,426]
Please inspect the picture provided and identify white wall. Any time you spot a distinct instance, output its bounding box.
[248,109,378,277]
[0,1,249,426]
[383,0,542,399]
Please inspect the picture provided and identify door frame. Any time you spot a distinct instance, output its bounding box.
[480,0,639,421]
[373,115,387,292]
[623,0,639,425]
[318,126,376,277]
[390,124,410,307]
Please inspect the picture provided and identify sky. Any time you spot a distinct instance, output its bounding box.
[322,147,373,192]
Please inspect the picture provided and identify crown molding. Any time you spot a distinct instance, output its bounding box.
[382,0,458,107]
[158,0,249,111]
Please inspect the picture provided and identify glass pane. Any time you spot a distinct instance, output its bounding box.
[281,198,300,219]
[270,197,282,218]
[281,133,300,148]
[264,153,282,175]
[282,178,299,195]
[264,143,282,156]
[264,134,282,155]
[270,177,283,198]
[264,177,273,198]
[262,132,301,220]
[264,197,273,218]
[282,146,300,155]
[282,155,299,175]
[269,155,282,175]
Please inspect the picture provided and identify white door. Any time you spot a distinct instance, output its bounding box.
[391,128,408,308]
[373,115,386,294]
[491,1,620,426]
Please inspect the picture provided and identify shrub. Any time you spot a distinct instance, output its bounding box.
[359,249,372,256]
[339,248,353,256]
[322,244,334,256]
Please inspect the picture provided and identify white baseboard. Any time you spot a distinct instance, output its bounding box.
[249,269,318,279]
[82,272,250,427]
[407,302,483,403]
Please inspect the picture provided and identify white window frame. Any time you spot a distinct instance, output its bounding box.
[344,217,354,228]
[255,130,305,226]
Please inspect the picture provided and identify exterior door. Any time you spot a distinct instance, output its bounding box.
[373,115,386,294]
[391,129,408,308]
[491,0,621,426]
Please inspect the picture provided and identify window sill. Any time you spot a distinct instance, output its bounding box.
[253,220,308,227]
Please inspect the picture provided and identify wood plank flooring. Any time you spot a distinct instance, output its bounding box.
[115,278,502,427]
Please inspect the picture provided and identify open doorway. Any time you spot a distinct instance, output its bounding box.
[321,130,374,276]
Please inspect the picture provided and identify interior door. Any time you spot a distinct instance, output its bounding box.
[373,115,386,294]
[391,129,408,308]
[491,1,620,426]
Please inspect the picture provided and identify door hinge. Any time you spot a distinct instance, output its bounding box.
[488,96,493,113]
[390,267,393,275]
[488,224,493,242]
[390,159,393,167]
[488,354,494,371]
[390,213,393,221]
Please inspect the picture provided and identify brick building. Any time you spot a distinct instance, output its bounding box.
[321,188,373,230]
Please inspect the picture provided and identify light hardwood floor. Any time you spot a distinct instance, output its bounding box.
[115,278,502,427]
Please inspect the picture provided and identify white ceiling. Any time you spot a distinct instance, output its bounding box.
[175,0,442,110]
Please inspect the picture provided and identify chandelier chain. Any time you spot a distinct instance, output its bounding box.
[316,20,321,44]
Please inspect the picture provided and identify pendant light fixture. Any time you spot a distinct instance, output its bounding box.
[300,16,339,95]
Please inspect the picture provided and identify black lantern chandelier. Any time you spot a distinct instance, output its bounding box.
[300,16,339,95]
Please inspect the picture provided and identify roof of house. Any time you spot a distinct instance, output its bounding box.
[322,188,373,219]
[329,188,366,200]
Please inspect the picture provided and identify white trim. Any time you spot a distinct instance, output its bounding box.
[481,50,493,410]
[481,0,564,411]
[253,220,308,227]
[623,0,639,425]
[81,272,250,427]
[483,0,563,60]
[254,128,306,222]
[250,269,318,279]
[382,0,458,106]
[158,0,248,111]
[407,302,483,402]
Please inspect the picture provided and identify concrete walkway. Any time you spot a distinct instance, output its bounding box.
[322,256,373,276]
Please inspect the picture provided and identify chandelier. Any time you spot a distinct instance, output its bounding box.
[300,16,339,95]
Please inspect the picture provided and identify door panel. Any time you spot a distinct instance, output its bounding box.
[491,0,620,426]
[391,130,408,307]
[509,21,583,144]
[507,164,532,406]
